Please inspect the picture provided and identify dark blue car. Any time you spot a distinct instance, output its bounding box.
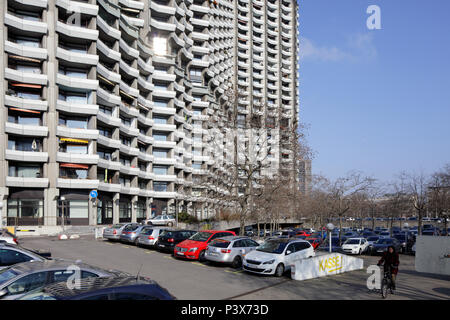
[19,276,176,300]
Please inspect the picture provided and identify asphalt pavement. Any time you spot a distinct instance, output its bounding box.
[19,236,450,300]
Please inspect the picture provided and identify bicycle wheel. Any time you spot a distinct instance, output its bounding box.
[381,279,389,299]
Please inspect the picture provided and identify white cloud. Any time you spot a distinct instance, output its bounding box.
[300,33,377,62]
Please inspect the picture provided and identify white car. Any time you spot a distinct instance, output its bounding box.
[243,238,315,277]
[144,215,176,227]
[341,237,369,255]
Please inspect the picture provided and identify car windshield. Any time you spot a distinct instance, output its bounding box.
[345,239,360,245]
[376,239,393,244]
[209,239,230,248]
[256,240,288,254]
[189,232,212,242]
[111,224,123,229]
[0,268,19,285]
[124,225,138,231]
[140,228,153,235]
[160,231,174,237]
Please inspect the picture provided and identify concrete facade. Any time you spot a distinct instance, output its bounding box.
[0,0,300,228]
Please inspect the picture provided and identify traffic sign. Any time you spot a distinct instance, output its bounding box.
[90,190,98,198]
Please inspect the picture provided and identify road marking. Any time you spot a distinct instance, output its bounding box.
[163,256,176,260]
[191,262,208,267]
[223,279,292,300]
[225,270,243,275]
[144,251,153,254]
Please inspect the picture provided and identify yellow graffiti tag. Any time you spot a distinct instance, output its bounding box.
[318,256,343,273]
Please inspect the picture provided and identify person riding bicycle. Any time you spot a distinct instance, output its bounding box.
[377,245,399,290]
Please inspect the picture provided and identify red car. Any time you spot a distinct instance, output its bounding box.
[306,237,322,249]
[174,230,236,261]
[296,230,311,237]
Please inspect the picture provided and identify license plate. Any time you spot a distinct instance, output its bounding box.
[177,252,184,256]
[159,244,165,247]
[209,252,218,256]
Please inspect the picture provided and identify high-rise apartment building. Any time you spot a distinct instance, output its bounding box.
[0,0,299,228]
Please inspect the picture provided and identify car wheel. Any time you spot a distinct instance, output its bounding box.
[232,256,242,269]
[168,222,173,227]
[274,263,284,277]
[198,250,206,262]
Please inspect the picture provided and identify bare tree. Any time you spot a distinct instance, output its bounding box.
[401,171,429,235]
[428,164,450,234]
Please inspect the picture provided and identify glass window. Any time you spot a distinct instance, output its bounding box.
[0,249,33,266]
[7,272,47,295]
[153,100,168,108]
[68,201,88,218]
[8,164,41,178]
[153,166,168,175]
[153,182,168,192]
[119,202,131,218]
[153,117,168,124]
[65,145,88,154]
[153,149,168,158]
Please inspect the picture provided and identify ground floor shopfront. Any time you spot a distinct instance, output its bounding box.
[0,188,178,227]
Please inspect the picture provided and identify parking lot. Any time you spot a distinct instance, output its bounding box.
[20,235,450,300]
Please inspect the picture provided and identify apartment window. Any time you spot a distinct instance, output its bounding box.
[9,163,42,178]
[193,109,202,115]
[138,143,147,153]
[9,9,41,21]
[120,116,132,127]
[58,66,88,79]
[99,105,113,115]
[153,116,168,124]
[8,137,42,152]
[8,109,41,126]
[153,99,169,108]
[9,35,41,48]
[120,156,132,166]
[189,68,203,83]
[58,90,88,104]
[8,84,42,100]
[138,180,147,189]
[120,135,132,146]
[7,199,44,224]
[98,126,112,138]
[8,58,41,74]
[154,182,168,192]
[59,165,88,179]
[153,82,169,90]
[153,166,168,175]
[153,37,167,56]
[119,202,132,219]
[153,132,168,141]
[60,144,88,154]
[59,41,88,53]
[153,149,168,158]
[154,66,168,73]
[58,115,88,129]
[192,163,202,170]
[193,95,203,102]
[97,148,113,161]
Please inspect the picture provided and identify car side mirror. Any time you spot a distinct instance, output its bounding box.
[0,289,8,298]
[286,250,292,255]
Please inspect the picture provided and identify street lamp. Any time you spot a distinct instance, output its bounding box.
[0,201,3,229]
[60,196,66,233]
[404,223,409,253]
[327,223,335,253]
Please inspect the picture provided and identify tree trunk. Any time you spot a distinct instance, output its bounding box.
[338,215,342,245]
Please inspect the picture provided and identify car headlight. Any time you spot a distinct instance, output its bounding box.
[263,259,275,265]
[188,247,198,253]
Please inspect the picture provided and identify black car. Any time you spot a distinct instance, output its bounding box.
[156,229,197,253]
[19,276,176,300]
[392,234,408,253]
[369,238,402,255]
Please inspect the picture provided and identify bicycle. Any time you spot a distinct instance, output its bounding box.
[379,264,395,299]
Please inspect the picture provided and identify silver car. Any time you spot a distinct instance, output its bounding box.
[120,225,153,244]
[103,223,138,241]
[0,243,51,270]
[205,236,260,268]
[0,260,128,300]
[136,227,167,247]
[144,215,176,227]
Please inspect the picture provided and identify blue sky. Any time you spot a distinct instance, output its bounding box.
[297,0,450,182]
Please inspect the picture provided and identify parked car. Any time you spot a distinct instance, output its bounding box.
[103,223,138,241]
[423,224,434,230]
[393,234,408,253]
[120,225,152,244]
[317,237,342,252]
[341,238,369,255]
[144,215,176,227]
[156,229,197,253]
[295,230,311,237]
[379,231,391,239]
[243,238,314,277]
[366,236,380,246]
[369,238,402,255]
[0,244,51,270]
[18,276,176,300]
[0,260,128,300]
[0,230,18,245]
[136,227,168,248]
[205,236,260,268]
[305,238,322,250]
[422,229,440,236]
[174,230,236,261]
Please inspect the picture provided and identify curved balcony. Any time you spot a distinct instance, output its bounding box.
[56,21,98,41]
[5,150,48,163]
[56,126,99,140]
[5,122,48,137]
[56,100,98,115]
[57,178,99,189]
[55,0,98,16]
[4,41,47,60]
[4,68,47,86]
[56,47,99,66]
[56,74,98,91]
[6,177,49,188]
[4,94,48,112]
[4,13,47,34]
[97,16,121,40]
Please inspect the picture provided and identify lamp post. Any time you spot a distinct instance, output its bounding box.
[0,201,3,229]
[327,223,335,253]
[404,222,409,253]
[60,196,65,233]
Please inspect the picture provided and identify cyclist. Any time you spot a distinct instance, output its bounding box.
[377,245,399,290]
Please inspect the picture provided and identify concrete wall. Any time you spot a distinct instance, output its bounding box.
[415,235,450,275]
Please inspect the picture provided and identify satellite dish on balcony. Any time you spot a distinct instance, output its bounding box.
[31,139,37,152]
